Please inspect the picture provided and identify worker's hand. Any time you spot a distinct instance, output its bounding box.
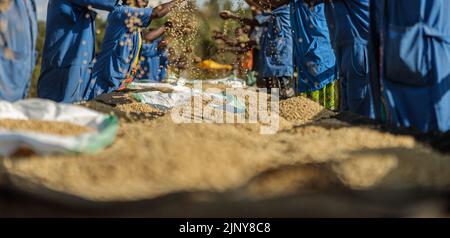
[212,31,224,40]
[158,40,169,48]
[177,58,188,70]
[178,64,187,70]
[168,47,175,56]
[220,10,236,20]
[193,56,202,64]
[184,46,193,53]
[212,34,221,40]
[164,20,174,29]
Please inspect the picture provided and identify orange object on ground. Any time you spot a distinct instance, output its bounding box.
[241,49,253,71]
[197,59,233,71]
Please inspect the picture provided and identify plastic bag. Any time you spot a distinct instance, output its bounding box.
[0,99,118,156]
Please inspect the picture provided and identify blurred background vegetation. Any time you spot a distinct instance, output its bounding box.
[30,0,251,96]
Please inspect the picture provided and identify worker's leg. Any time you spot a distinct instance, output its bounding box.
[309,90,320,104]
[382,80,437,132]
[277,76,295,99]
[256,77,267,89]
[339,43,375,118]
[325,81,336,110]
[38,65,90,103]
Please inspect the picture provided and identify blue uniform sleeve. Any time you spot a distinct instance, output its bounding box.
[67,0,118,12]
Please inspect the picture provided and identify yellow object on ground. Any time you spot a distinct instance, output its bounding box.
[197,59,233,71]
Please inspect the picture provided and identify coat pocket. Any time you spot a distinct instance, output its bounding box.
[303,39,336,77]
[59,2,79,23]
[350,43,369,78]
[385,23,433,86]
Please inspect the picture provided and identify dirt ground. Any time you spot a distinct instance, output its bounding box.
[1,89,450,217]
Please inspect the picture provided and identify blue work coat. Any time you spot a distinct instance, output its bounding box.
[0,0,37,101]
[371,0,450,132]
[37,0,117,103]
[258,4,294,78]
[321,0,374,118]
[87,5,153,98]
[139,37,167,82]
[291,0,336,92]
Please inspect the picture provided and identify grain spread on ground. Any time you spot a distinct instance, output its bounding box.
[0,119,93,136]
[3,95,450,202]
[280,96,336,122]
[115,102,161,114]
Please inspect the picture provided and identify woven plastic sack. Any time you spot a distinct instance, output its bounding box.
[0,99,118,156]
